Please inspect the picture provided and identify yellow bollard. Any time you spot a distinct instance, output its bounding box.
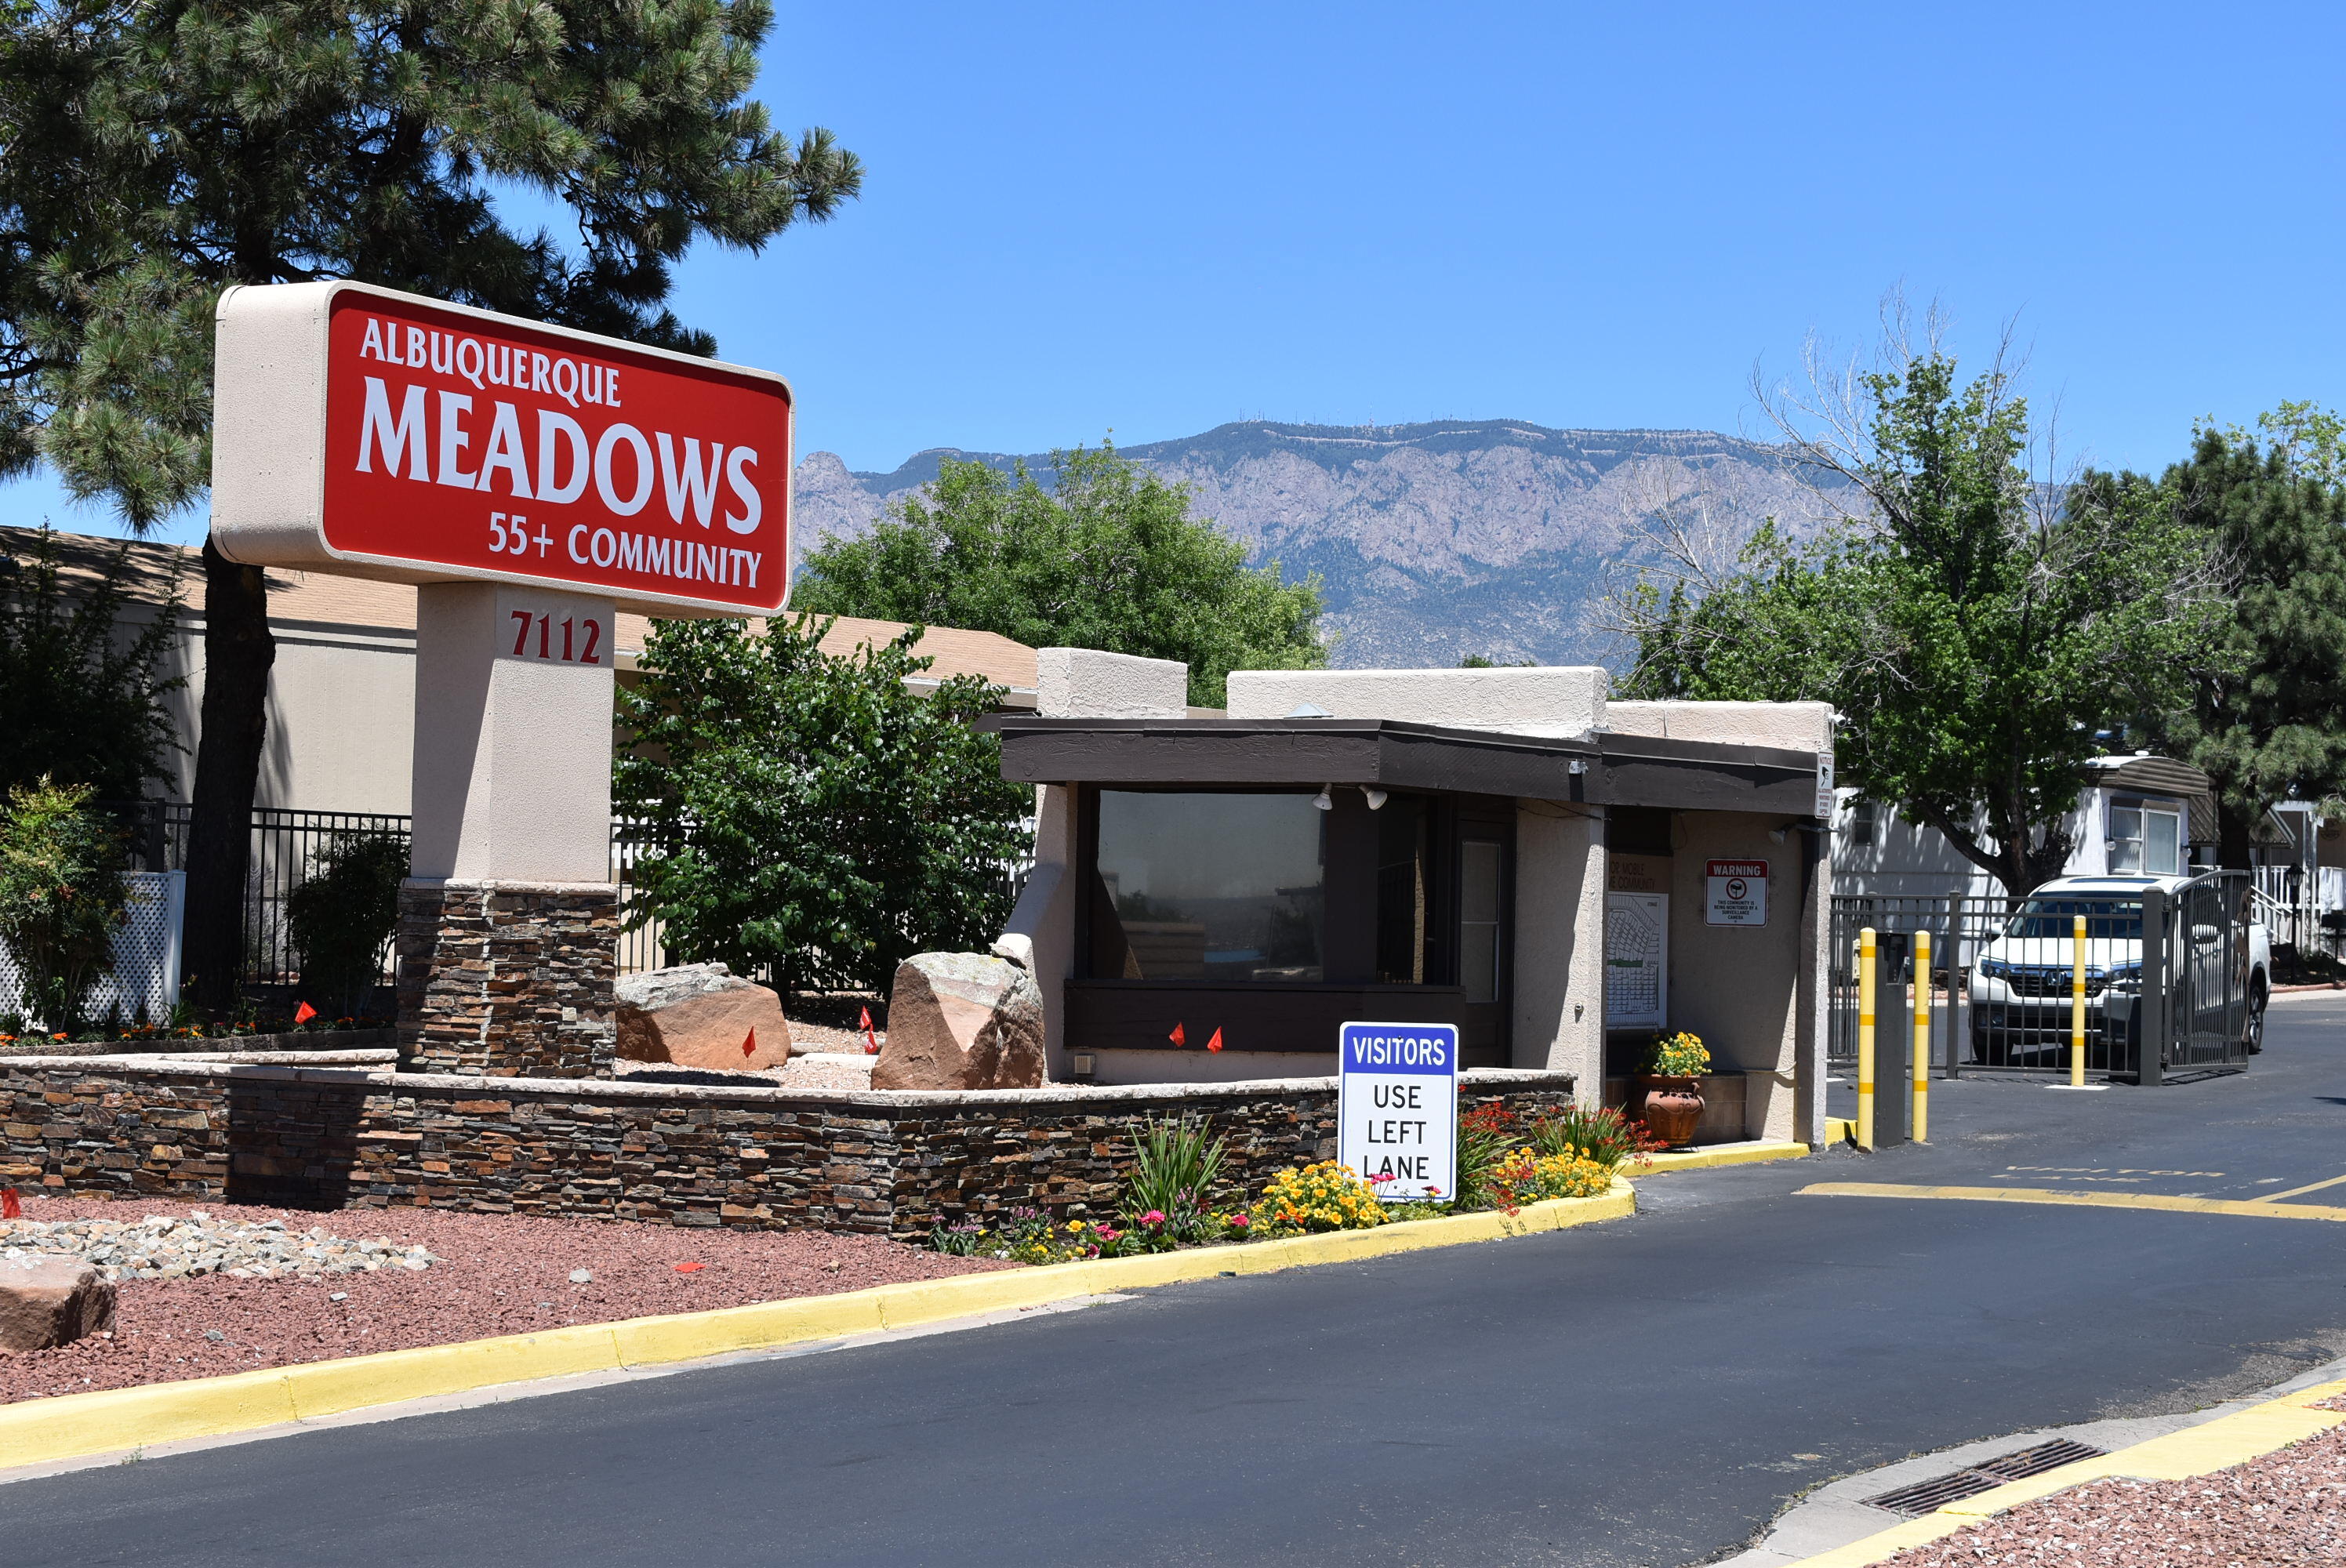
[2071,913,2087,1089]
[1858,927,1877,1150]
[1912,929,1931,1143]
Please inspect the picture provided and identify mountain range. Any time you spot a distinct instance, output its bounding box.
[790,419,1842,669]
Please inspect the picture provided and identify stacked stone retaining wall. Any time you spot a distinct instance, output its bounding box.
[0,1055,1577,1238]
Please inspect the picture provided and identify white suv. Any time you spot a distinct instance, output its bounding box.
[1967,875,2271,1065]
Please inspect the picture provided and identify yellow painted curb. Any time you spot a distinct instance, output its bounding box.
[1799,1181,2346,1224]
[1824,1116,1858,1145]
[1782,1376,2346,1566]
[1638,1140,1810,1174]
[0,1179,1635,1471]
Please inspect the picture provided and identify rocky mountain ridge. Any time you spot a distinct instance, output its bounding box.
[792,419,1840,668]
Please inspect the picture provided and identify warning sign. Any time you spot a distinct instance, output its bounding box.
[1705,859,1768,926]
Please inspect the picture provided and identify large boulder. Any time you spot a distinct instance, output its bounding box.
[870,953,1045,1091]
[614,963,793,1072]
[0,1251,115,1351]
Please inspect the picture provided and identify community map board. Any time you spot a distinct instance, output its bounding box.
[1337,1022,1458,1201]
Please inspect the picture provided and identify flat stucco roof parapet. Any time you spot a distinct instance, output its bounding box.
[1604,699,1835,754]
[1229,666,1607,739]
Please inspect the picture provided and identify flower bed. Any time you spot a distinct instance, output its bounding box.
[924,1101,1649,1265]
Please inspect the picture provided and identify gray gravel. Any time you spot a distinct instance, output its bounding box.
[2,1212,437,1282]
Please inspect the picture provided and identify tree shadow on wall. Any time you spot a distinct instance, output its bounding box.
[223,1076,368,1210]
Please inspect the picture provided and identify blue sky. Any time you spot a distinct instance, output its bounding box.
[17,1,2346,542]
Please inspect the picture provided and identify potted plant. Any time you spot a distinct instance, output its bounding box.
[1636,1030,1710,1149]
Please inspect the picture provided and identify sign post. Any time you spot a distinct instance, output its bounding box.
[210,281,792,1077]
[1337,1022,1458,1201]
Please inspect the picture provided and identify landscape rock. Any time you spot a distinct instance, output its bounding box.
[614,963,792,1072]
[0,1250,115,1350]
[870,953,1045,1091]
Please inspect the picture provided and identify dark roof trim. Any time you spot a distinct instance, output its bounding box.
[982,716,1825,816]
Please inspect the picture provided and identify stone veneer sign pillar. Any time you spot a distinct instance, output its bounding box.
[208,281,794,1077]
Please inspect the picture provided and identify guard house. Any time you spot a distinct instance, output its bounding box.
[989,652,1836,1146]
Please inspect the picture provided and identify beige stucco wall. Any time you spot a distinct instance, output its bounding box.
[1661,811,1804,1142]
[1227,666,1608,738]
[1513,801,1605,1087]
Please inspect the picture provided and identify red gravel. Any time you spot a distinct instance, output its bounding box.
[1879,1413,2346,1566]
[1,1194,1008,1406]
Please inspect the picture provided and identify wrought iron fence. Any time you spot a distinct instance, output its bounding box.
[2144,871,2256,1080]
[103,800,1040,993]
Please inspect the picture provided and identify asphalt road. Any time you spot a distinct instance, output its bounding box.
[7,997,2345,1567]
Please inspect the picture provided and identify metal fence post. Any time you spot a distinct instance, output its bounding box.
[1944,894,1965,1081]
[2141,887,2167,1086]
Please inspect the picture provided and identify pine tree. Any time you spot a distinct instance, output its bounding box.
[0,0,860,1008]
[2153,429,2346,865]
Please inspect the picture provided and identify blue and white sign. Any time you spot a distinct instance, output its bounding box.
[1337,1021,1459,1201]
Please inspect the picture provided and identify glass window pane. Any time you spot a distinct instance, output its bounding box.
[2148,809,2182,875]
[1095,792,1324,982]
[1461,838,1502,1002]
[1374,796,1433,985]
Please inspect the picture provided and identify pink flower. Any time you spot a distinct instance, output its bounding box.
[1425,1185,1442,1196]
[1229,1213,1250,1229]
[1140,1210,1166,1225]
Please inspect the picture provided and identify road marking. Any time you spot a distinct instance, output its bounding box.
[2253,1172,2346,1203]
[1798,1181,2346,1222]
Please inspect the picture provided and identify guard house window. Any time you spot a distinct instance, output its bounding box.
[1460,839,1502,1003]
[1091,791,1325,982]
[1849,799,1877,847]
[2108,800,2182,876]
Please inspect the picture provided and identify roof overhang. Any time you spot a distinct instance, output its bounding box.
[982,716,1826,816]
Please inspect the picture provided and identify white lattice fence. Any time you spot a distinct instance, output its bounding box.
[0,870,184,1026]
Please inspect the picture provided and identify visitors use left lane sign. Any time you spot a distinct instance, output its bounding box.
[1337,1021,1459,1202]
[209,280,791,618]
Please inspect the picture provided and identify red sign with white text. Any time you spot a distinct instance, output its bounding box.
[319,291,790,612]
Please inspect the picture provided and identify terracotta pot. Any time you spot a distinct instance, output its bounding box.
[1637,1073,1705,1149]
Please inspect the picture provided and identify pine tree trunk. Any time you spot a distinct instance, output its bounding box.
[183,539,275,1013]
[2218,800,2256,872]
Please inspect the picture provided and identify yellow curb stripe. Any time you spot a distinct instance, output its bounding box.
[2253,1171,2346,1203]
[0,1180,1634,1471]
[1783,1377,2346,1566]
[1796,1181,2346,1222]
[1637,1141,1811,1174]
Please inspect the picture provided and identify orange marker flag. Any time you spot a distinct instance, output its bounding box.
[741,1026,757,1058]
[860,1006,880,1054]
[1206,1027,1224,1053]
[1,1187,20,1219]
[293,1000,318,1024]
[1168,1022,1187,1047]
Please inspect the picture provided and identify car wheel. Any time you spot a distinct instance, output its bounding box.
[2246,985,2267,1054]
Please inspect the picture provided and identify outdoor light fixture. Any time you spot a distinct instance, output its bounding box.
[1363,789,1388,811]
[1313,786,1334,811]
[1070,1051,1098,1081]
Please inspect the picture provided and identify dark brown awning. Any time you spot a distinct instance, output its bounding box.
[981,715,1826,816]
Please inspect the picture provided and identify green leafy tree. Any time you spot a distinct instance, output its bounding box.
[792,442,1327,708]
[2146,426,2346,865]
[286,830,409,1018]
[616,615,1031,995]
[1625,325,2223,893]
[0,524,184,801]
[0,0,862,1009]
[0,775,129,1031]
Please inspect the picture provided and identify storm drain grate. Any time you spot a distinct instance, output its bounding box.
[1864,1439,2106,1518]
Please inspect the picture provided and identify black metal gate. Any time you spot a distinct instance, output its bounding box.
[1828,874,2255,1087]
[2141,872,2255,1082]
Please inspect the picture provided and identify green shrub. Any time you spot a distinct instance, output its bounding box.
[1120,1112,1229,1243]
[1524,1102,1655,1171]
[0,777,129,1031]
[1451,1102,1524,1210]
[286,833,409,1018]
